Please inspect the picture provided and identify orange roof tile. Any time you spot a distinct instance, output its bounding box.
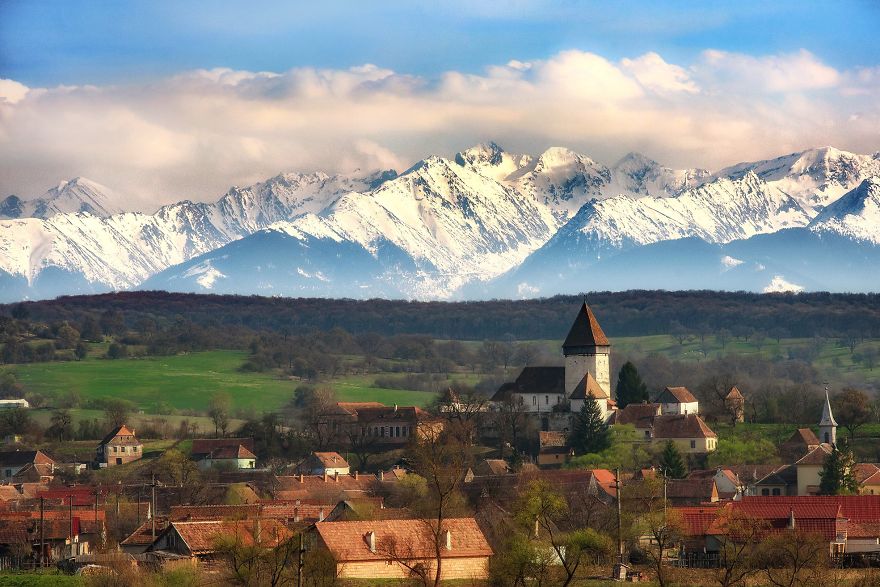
[315,518,492,561]
[563,302,610,349]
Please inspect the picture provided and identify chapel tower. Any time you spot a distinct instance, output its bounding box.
[819,385,837,446]
[562,302,611,398]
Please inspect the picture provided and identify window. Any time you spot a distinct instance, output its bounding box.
[545,395,549,405]
[381,427,385,437]
[761,488,770,496]
[395,426,400,437]
[772,488,781,496]
[402,426,408,437]
[532,396,537,406]
[644,431,650,439]
[690,440,696,449]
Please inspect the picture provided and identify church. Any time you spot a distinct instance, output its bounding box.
[491,301,718,456]
[491,302,615,431]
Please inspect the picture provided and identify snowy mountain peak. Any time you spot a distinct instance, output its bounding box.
[0,176,124,219]
[716,146,880,211]
[609,152,711,198]
[809,178,880,244]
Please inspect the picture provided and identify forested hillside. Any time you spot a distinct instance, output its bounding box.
[7,290,879,341]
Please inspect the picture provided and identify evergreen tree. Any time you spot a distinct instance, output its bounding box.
[570,395,611,455]
[819,443,859,495]
[659,440,687,479]
[615,361,648,408]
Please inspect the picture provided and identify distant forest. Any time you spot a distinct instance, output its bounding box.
[5,290,880,340]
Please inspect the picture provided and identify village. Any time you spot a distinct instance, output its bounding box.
[0,303,876,585]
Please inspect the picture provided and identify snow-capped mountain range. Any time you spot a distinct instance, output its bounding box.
[1,144,879,302]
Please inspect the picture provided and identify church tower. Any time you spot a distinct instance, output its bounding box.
[562,302,611,398]
[819,385,837,446]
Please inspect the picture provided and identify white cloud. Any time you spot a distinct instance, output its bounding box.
[0,48,877,206]
[621,52,698,94]
[0,79,30,104]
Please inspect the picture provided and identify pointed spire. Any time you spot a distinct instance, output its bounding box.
[562,302,610,350]
[820,385,837,427]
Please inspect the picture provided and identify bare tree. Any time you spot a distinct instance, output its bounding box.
[712,509,768,587]
[756,530,828,587]
[408,427,474,587]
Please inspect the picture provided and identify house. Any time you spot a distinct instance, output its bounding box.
[297,452,351,476]
[147,519,292,560]
[569,372,610,418]
[536,430,571,468]
[0,399,29,409]
[95,425,142,468]
[327,403,442,447]
[679,496,880,560]
[652,415,718,453]
[609,406,717,453]
[312,518,492,580]
[666,478,719,506]
[755,464,799,496]
[274,472,374,502]
[856,464,880,495]
[656,387,699,416]
[686,469,743,500]
[191,438,256,470]
[0,450,55,482]
[0,517,103,562]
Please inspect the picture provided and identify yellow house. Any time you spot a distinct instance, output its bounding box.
[795,444,832,496]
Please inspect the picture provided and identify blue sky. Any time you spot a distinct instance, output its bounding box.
[2,1,878,85]
[0,1,878,204]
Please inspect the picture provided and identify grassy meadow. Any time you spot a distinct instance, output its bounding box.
[2,333,877,422]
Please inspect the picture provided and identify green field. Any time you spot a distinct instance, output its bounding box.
[4,333,877,418]
[5,350,436,414]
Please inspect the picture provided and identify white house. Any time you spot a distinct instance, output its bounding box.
[656,387,699,415]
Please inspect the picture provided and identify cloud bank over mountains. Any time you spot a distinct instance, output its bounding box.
[1,48,878,207]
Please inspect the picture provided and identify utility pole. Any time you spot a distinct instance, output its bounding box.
[68,493,74,559]
[615,468,623,564]
[151,474,157,539]
[39,497,44,568]
[298,532,304,587]
[136,485,141,526]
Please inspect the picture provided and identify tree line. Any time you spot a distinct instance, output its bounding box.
[5,289,880,340]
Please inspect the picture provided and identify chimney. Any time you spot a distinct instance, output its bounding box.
[354,471,359,480]
[379,471,384,481]
[323,471,328,482]
[788,508,796,530]
[334,471,339,482]
[444,529,452,551]
[299,473,304,484]
[366,531,376,553]
[319,508,325,522]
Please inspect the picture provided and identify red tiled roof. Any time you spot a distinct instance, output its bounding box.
[99,425,140,446]
[795,444,833,466]
[854,463,880,484]
[676,504,726,536]
[740,496,880,523]
[569,372,608,400]
[538,431,566,448]
[311,452,350,469]
[335,402,386,416]
[653,414,717,439]
[206,445,256,460]
[608,403,660,426]
[120,519,170,546]
[315,518,492,561]
[164,519,292,554]
[191,438,255,456]
[658,386,698,404]
[784,428,820,447]
[562,302,610,349]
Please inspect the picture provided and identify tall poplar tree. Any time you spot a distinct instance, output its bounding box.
[615,361,648,408]
[570,396,611,455]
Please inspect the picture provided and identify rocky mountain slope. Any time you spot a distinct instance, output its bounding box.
[1,144,878,302]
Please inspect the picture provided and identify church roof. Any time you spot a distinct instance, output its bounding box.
[562,302,610,350]
[820,388,837,427]
[569,372,608,400]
